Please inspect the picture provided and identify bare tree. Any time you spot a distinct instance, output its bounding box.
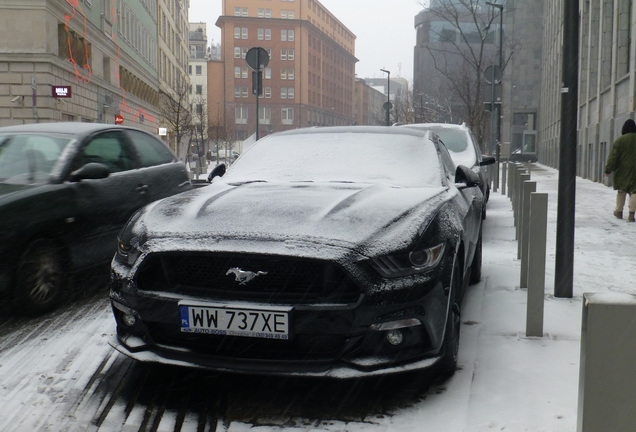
[208,106,236,165]
[160,75,194,161]
[417,0,515,147]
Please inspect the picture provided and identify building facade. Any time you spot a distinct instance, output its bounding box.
[0,0,165,131]
[213,0,358,141]
[413,0,543,158]
[353,78,385,126]
[189,22,210,140]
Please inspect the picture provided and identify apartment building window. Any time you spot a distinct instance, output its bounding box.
[242,8,248,16]
[234,47,241,58]
[281,68,287,80]
[258,8,264,17]
[242,47,248,58]
[265,29,271,40]
[288,10,295,18]
[288,30,295,41]
[264,67,272,79]
[235,106,248,124]
[242,86,249,98]
[195,65,202,75]
[234,66,241,78]
[234,7,240,16]
[234,86,241,98]
[234,27,241,39]
[195,85,202,95]
[258,28,264,40]
[283,49,294,60]
[288,88,295,99]
[282,108,294,124]
[288,68,295,80]
[282,10,287,19]
[265,9,271,18]
[188,65,192,74]
[242,28,248,39]
[242,67,248,78]
[259,106,271,123]
[281,30,287,41]
[281,88,287,99]
[264,87,272,98]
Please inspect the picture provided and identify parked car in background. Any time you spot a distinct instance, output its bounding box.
[400,123,495,218]
[0,122,192,315]
[110,126,485,379]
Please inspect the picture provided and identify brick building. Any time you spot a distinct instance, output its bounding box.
[212,0,358,141]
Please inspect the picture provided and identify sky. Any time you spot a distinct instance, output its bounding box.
[188,0,427,82]
[2,163,626,430]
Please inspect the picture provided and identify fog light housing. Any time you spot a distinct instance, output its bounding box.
[122,313,136,327]
[386,329,404,346]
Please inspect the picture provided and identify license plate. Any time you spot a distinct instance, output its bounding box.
[179,302,290,340]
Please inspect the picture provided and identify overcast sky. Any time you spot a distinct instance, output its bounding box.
[188,0,427,83]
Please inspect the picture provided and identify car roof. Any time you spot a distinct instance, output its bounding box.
[0,122,146,136]
[270,125,433,139]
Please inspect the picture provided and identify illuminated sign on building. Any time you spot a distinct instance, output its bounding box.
[51,86,72,98]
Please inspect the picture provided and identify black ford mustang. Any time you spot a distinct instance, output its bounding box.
[110,126,485,378]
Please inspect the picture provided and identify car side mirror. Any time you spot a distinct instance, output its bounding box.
[207,163,226,182]
[69,162,111,182]
[480,155,496,166]
[455,165,480,189]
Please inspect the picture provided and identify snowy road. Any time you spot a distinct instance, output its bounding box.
[0,287,445,431]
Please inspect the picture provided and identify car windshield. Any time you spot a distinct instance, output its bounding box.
[0,133,72,184]
[433,129,478,167]
[223,131,444,188]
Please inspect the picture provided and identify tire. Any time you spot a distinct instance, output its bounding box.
[438,258,461,375]
[16,240,66,315]
[469,229,483,285]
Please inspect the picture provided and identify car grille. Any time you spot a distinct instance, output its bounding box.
[135,252,362,305]
[147,322,349,361]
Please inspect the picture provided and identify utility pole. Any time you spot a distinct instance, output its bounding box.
[554,0,579,298]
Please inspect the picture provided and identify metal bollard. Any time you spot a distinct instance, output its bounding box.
[526,192,548,337]
[516,173,530,243]
[519,180,536,272]
[501,162,507,196]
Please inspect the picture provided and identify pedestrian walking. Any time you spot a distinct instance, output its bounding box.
[605,118,636,222]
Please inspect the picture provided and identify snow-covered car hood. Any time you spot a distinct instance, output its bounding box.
[133,181,449,256]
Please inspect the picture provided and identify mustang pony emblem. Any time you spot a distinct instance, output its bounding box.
[226,268,268,285]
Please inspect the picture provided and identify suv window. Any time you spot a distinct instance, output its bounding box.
[78,131,135,173]
[126,130,175,168]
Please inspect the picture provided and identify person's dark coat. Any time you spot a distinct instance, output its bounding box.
[605,120,636,192]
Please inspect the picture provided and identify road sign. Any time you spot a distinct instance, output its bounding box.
[485,64,502,84]
[115,115,124,124]
[245,47,270,71]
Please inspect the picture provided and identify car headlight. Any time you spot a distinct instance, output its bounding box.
[370,243,446,278]
[115,212,147,266]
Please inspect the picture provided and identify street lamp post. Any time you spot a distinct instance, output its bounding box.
[380,69,391,126]
[486,1,503,192]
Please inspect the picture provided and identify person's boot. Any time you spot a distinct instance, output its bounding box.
[614,210,623,219]
[629,212,635,222]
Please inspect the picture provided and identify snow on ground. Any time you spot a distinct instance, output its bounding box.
[0,163,633,432]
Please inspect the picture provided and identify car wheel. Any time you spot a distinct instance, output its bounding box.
[469,229,483,285]
[438,258,461,375]
[16,240,66,315]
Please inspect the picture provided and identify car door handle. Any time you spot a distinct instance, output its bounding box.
[136,184,149,194]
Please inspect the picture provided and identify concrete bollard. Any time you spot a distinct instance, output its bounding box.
[516,173,530,243]
[519,180,536,270]
[577,293,636,431]
[526,192,548,337]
